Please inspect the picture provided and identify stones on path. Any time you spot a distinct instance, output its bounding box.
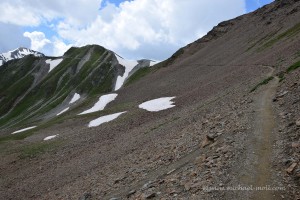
[201,135,215,148]
[292,142,300,148]
[144,192,157,199]
[286,163,297,174]
[80,192,92,200]
[273,90,289,102]
[126,190,136,198]
[166,169,176,175]
[296,119,300,126]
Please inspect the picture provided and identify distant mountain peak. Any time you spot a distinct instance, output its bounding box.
[0,47,44,66]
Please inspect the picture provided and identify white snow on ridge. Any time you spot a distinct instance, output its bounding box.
[44,134,59,141]
[115,55,138,90]
[0,47,44,66]
[88,111,127,127]
[57,107,70,116]
[12,126,37,134]
[150,60,159,66]
[69,93,80,104]
[1,52,12,61]
[46,58,63,73]
[78,93,118,115]
[139,97,176,112]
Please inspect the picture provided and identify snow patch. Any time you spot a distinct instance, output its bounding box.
[44,134,59,141]
[46,58,63,73]
[150,60,160,66]
[69,93,80,104]
[139,97,176,112]
[115,55,138,90]
[12,126,37,134]
[57,107,69,116]
[88,111,127,127]
[78,93,118,115]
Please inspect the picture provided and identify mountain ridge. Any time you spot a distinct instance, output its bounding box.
[0,44,155,129]
[0,47,44,66]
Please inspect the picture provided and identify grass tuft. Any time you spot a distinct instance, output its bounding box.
[0,130,36,143]
[286,60,300,73]
[125,67,152,86]
[261,22,300,49]
[19,141,61,159]
[250,76,274,92]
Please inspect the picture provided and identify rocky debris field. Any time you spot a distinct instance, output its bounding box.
[273,69,300,199]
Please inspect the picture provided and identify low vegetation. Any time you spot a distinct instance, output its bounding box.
[286,60,300,73]
[125,67,153,86]
[0,45,117,128]
[249,60,300,90]
[19,141,62,159]
[278,72,285,82]
[0,129,36,143]
[246,30,279,52]
[261,22,300,49]
[250,76,274,92]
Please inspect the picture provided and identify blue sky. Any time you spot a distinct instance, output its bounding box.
[0,0,274,59]
[107,0,274,11]
[102,0,126,6]
[246,0,273,12]
[109,0,273,10]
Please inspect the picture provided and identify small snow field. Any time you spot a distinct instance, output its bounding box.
[69,93,80,104]
[57,107,70,116]
[88,111,127,127]
[150,60,159,66]
[12,126,37,134]
[115,55,138,90]
[46,58,63,73]
[139,97,176,112]
[78,93,118,115]
[44,134,59,141]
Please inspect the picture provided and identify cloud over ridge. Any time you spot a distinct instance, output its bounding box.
[0,0,246,59]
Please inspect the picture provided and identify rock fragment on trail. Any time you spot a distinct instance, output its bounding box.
[201,135,215,148]
[286,163,297,174]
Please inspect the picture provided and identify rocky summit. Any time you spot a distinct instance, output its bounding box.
[0,0,300,199]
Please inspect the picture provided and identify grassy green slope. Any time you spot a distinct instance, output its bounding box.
[0,45,117,128]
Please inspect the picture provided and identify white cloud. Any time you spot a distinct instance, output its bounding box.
[23,31,51,52]
[0,0,102,26]
[55,0,246,59]
[0,0,246,59]
[52,38,72,56]
[23,31,71,56]
[0,2,41,26]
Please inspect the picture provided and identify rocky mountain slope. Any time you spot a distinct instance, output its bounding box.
[0,47,44,66]
[0,0,300,199]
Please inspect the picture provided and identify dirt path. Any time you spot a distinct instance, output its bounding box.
[236,66,280,200]
[214,66,281,200]
[252,74,279,199]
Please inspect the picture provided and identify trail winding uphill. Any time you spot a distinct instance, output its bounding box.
[228,66,283,200]
[106,67,283,200]
[252,69,279,199]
